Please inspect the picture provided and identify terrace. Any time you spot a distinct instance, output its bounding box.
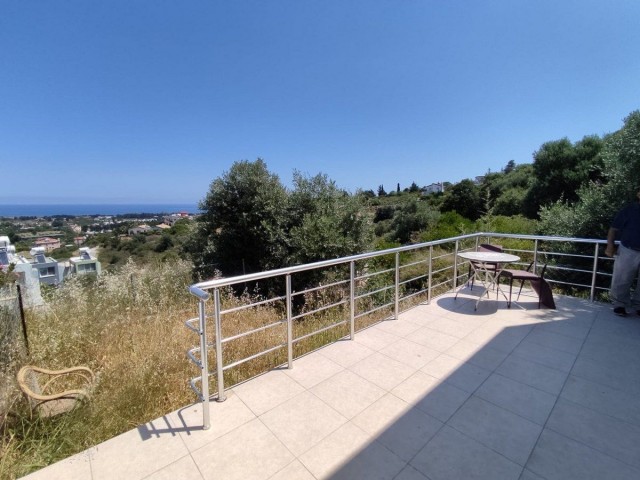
[22,234,640,480]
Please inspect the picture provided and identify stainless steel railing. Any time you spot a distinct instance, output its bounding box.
[185,232,613,428]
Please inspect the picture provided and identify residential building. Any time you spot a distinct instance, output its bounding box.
[422,182,445,195]
[34,236,61,252]
[0,236,43,306]
[30,247,64,286]
[128,225,153,235]
[69,247,102,276]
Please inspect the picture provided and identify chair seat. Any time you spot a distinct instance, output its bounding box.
[501,270,539,280]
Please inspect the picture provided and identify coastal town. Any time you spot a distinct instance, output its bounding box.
[0,211,194,304]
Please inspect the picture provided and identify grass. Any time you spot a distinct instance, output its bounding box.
[0,259,196,479]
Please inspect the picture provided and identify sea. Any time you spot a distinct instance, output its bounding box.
[0,204,201,217]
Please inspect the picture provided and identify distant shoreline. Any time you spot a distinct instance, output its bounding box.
[0,204,201,218]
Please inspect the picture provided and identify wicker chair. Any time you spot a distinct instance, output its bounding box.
[17,365,95,417]
[499,262,551,308]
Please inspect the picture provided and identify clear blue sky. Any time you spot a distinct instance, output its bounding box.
[2,1,639,204]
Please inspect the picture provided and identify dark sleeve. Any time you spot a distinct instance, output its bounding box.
[611,206,629,230]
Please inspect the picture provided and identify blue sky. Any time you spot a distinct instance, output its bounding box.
[1,1,639,204]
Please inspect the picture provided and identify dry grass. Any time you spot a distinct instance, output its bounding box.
[0,259,196,479]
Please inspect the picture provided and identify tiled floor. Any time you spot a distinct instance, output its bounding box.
[21,290,640,480]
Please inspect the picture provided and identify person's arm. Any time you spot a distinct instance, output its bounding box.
[605,227,618,257]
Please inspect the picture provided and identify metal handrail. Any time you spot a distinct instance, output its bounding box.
[186,232,614,428]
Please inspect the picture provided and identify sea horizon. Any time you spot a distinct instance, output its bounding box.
[0,203,201,217]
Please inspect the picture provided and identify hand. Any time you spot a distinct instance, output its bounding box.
[605,244,617,257]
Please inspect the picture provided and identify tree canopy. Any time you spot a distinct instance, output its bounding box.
[189,160,373,280]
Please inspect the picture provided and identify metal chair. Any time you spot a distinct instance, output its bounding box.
[17,365,95,417]
[499,262,549,308]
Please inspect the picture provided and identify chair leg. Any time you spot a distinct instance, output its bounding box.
[516,280,525,300]
[508,278,513,308]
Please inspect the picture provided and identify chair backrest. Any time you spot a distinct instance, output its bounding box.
[538,263,548,279]
[478,244,503,253]
[525,262,548,279]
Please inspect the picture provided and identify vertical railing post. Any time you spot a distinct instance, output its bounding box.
[427,245,433,304]
[453,239,460,290]
[350,261,356,339]
[394,252,400,320]
[213,288,226,403]
[286,274,293,368]
[533,239,539,270]
[590,243,599,302]
[197,297,210,430]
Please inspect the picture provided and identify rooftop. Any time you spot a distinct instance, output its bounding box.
[21,290,640,480]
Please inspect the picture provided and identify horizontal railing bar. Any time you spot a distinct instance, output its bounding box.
[293,320,348,343]
[354,302,393,319]
[400,288,428,302]
[431,279,452,290]
[357,267,395,282]
[221,295,286,315]
[221,319,285,344]
[355,284,395,300]
[399,273,428,286]
[291,299,349,321]
[291,278,350,297]
[222,343,285,370]
[432,265,453,275]
[400,258,428,269]
[547,279,594,289]
[194,233,499,290]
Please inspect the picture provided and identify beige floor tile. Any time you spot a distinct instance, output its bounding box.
[448,396,542,465]
[317,338,375,367]
[546,398,640,469]
[411,426,522,480]
[394,465,430,480]
[310,369,386,419]
[353,326,402,351]
[348,352,416,391]
[144,455,204,480]
[283,351,344,388]
[512,338,577,372]
[299,422,406,479]
[398,304,438,325]
[419,353,464,378]
[475,373,556,425]
[166,392,256,452]
[392,370,442,403]
[405,327,459,351]
[445,338,509,371]
[267,460,315,480]
[379,337,440,369]
[260,391,347,456]
[561,374,640,427]
[392,370,470,422]
[497,355,568,395]
[190,419,294,480]
[425,317,479,338]
[373,317,423,337]
[232,369,305,416]
[527,428,640,480]
[351,393,442,461]
[19,451,92,480]
[89,417,190,480]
